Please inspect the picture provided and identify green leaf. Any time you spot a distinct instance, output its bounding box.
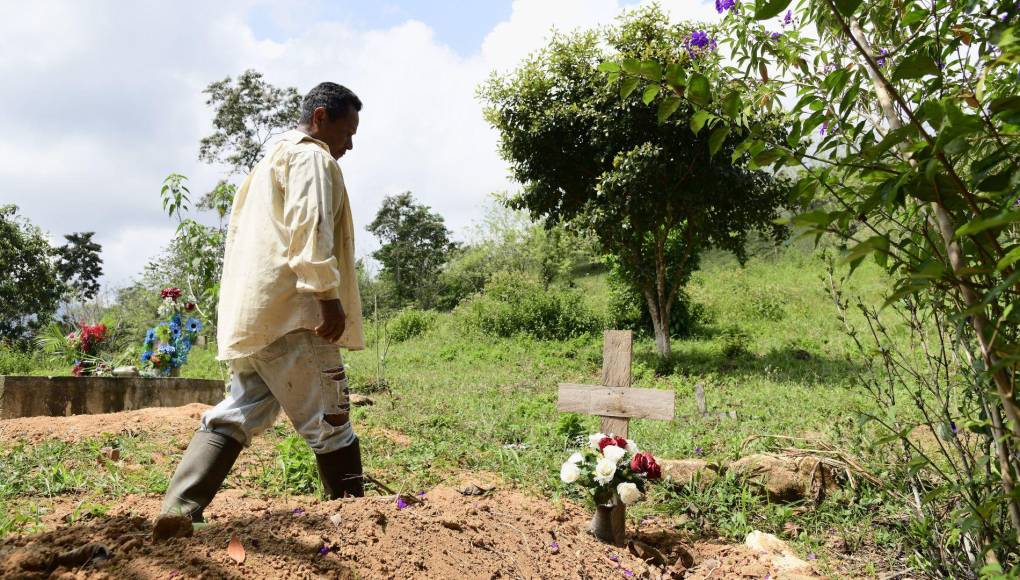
[657,96,682,123]
[621,58,641,75]
[638,60,662,82]
[642,85,661,105]
[723,91,743,118]
[834,0,862,15]
[598,61,621,73]
[664,63,686,87]
[687,74,711,107]
[620,77,640,99]
[754,0,791,20]
[892,53,939,81]
[840,236,890,274]
[997,246,1020,271]
[690,110,713,135]
[708,126,730,158]
[956,211,1020,237]
[731,137,757,163]
[977,170,1011,192]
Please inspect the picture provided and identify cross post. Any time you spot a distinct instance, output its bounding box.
[557,330,674,438]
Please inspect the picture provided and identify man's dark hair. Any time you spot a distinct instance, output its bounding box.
[299,82,362,124]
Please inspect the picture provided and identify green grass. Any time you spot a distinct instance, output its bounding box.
[0,242,910,573]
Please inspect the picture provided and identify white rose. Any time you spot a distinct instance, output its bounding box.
[560,461,581,483]
[617,482,642,505]
[593,457,617,485]
[602,445,626,464]
[625,439,639,456]
[588,433,607,450]
[567,452,584,464]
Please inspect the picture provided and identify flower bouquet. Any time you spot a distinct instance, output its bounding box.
[140,287,202,377]
[66,323,110,376]
[560,432,661,545]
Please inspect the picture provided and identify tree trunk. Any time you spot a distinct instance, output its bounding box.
[644,288,671,358]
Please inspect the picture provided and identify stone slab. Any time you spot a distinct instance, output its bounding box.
[0,375,226,419]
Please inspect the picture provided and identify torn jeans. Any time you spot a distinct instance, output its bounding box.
[199,329,355,454]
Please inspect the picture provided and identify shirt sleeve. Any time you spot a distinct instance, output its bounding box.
[283,150,341,301]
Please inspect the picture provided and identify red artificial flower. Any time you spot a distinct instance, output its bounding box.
[630,452,661,480]
[71,362,84,377]
[160,287,183,300]
[598,435,628,452]
[185,302,196,311]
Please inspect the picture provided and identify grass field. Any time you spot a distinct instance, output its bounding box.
[1,242,911,576]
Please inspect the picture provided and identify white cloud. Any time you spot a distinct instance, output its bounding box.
[0,0,717,290]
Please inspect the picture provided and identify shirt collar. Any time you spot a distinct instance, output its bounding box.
[281,129,331,153]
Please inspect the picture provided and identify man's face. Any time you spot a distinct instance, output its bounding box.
[313,106,359,160]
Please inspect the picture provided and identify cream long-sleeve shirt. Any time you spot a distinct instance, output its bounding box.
[216,129,365,360]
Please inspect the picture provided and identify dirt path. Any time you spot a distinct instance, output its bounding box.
[1,406,828,579]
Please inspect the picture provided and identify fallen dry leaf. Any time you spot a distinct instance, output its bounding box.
[227,533,245,564]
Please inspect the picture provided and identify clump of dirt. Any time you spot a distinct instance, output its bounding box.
[0,484,817,579]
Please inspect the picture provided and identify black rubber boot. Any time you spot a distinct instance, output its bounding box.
[316,437,365,499]
[158,431,243,522]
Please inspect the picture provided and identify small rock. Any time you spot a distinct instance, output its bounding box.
[659,459,719,488]
[745,531,821,578]
[457,483,495,496]
[728,454,839,503]
[440,519,463,531]
[349,394,373,407]
[113,366,140,377]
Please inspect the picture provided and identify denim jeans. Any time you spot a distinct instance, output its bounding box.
[199,330,355,454]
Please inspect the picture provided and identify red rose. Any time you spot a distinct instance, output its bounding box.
[630,452,661,480]
[597,435,628,453]
[160,287,183,300]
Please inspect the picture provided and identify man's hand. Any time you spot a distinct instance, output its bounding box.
[316,299,347,342]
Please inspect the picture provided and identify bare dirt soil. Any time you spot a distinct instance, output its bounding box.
[1,406,828,579]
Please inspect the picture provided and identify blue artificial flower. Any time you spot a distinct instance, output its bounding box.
[185,317,202,334]
[144,328,157,346]
[141,350,153,363]
[180,338,192,353]
[171,313,182,326]
[158,344,176,355]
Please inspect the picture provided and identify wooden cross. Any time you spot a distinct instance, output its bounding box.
[557,330,674,438]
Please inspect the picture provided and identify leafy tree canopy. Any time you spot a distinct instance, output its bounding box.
[0,205,62,344]
[480,5,789,356]
[55,231,103,300]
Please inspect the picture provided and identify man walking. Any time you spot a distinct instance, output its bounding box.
[155,82,366,537]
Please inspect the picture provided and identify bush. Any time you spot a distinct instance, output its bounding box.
[743,285,786,322]
[719,326,751,359]
[387,309,437,343]
[0,343,34,375]
[459,272,604,340]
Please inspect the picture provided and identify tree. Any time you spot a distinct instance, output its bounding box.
[367,192,456,308]
[0,205,61,343]
[55,231,103,300]
[608,0,1020,570]
[199,69,302,175]
[480,6,788,357]
[152,71,301,332]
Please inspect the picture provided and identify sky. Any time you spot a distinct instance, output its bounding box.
[0,0,720,288]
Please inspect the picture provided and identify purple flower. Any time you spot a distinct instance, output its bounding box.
[291,507,305,516]
[417,490,426,498]
[609,554,620,562]
[685,30,718,57]
[808,552,817,560]
[819,121,829,136]
[770,31,781,39]
[715,0,737,13]
[876,48,888,67]
[624,570,634,577]
[318,544,331,556]
[396,497,408,510]
[782,10,794,27]
[550,542,559,550]
[694,446,704,455]
[950,421,958,434]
